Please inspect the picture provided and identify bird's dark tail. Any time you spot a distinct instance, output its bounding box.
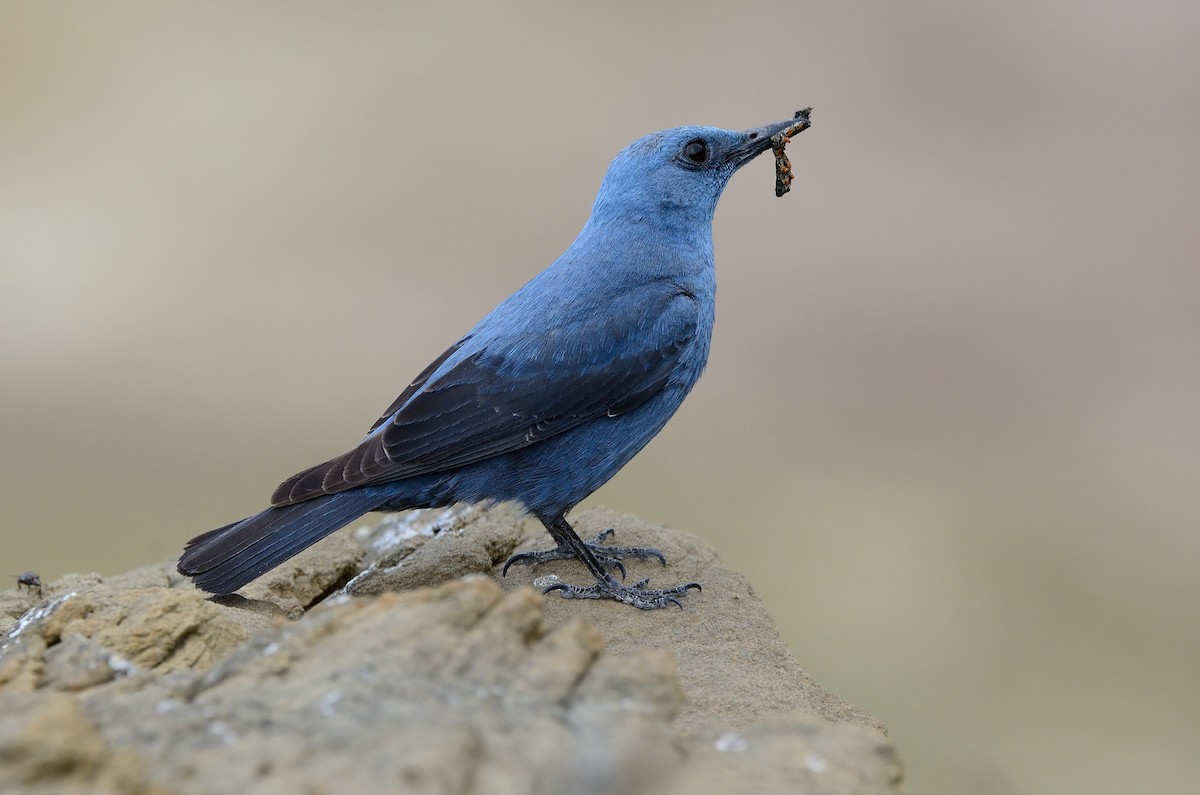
[178,491,384,595]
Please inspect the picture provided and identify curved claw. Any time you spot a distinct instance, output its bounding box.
[592,528,616,544]
[666,597,683,610]
[610,558,627,580]
[502,552,539,577]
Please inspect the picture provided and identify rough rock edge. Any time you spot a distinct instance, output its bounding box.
[0,506,903,795]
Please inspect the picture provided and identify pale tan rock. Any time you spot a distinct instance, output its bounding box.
[0,507,903,794]
[44,636,127,691]
[240,532,364,618]
[69,589,250,672]
[347,503,526,596]
[0,692,157,794]
[0,635,45,693]
[670,715,904,795]
[499,506,885,733]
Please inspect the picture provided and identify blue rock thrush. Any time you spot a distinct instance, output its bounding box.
[178,110,812,609]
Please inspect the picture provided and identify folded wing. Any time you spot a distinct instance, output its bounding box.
[271,290,697,506]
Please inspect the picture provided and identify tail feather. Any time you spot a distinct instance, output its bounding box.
[179,491,384,595]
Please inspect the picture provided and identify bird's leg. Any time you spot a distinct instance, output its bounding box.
[501,526,667,580]
[516,515,700,610]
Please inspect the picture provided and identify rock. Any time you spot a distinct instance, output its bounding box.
[239,532,364,618]
[0,692,154,794]
[0,506,904,794]
[500,507,885,733]
[1,566,279,685]
[671,717,903,795]
[43,636,130,692]
[345,503,526,596]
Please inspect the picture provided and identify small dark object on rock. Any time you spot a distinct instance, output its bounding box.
[771,107,813,197]
[17,571,42,594]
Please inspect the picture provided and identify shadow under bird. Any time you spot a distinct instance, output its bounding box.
[179,111,811,609]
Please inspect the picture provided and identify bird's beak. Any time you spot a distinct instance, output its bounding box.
[726,109,812,170]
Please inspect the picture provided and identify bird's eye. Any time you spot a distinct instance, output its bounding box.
[683,139,709,164]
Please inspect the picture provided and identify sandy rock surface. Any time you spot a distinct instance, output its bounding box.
[0,505,902,795]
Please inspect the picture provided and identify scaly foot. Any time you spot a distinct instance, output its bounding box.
[501,528,667,580]
[543,575,701,610]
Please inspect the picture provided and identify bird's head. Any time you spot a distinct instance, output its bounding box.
[587,113,811,232]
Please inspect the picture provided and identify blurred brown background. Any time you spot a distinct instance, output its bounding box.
[3,2,1198,793]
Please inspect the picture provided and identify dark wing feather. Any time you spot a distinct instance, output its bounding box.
[365,338,468,433]
[272,292,696,506]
